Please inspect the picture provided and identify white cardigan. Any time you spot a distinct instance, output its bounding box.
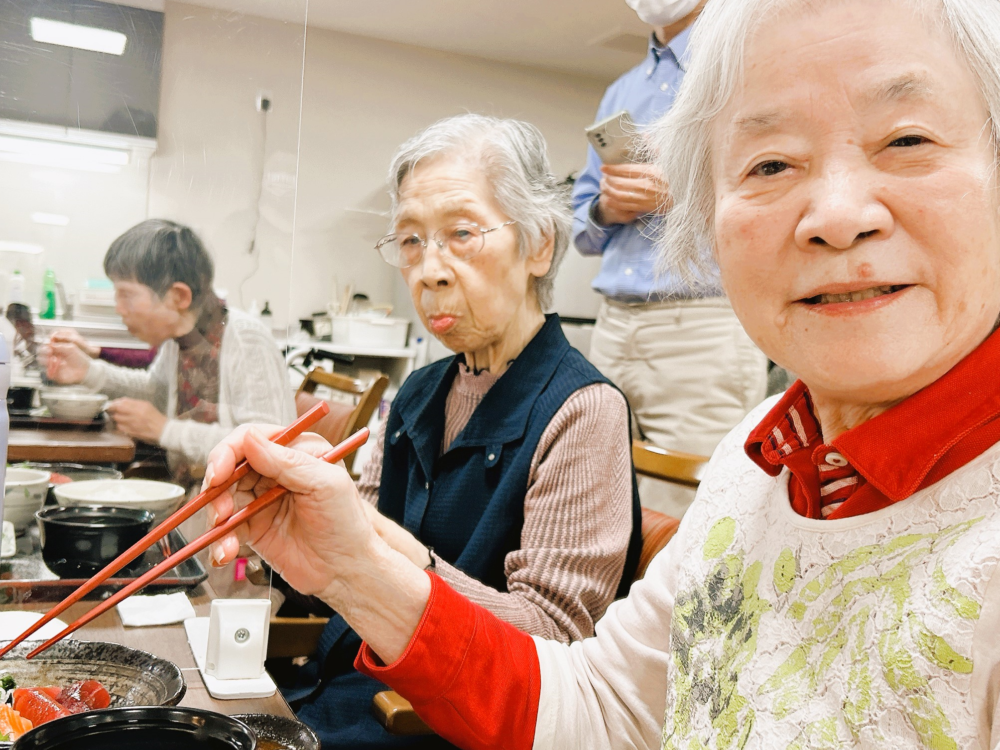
[533,397,1000,750]
[83,308,295,469]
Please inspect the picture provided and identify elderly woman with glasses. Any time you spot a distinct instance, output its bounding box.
[205,0,1000,746]
[246,114,642,747]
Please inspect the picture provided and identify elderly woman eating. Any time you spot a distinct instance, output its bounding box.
[203,0,1000,746]
[45,219,295,484]
[254,114,642,747]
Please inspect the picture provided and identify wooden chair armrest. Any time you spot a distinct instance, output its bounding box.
[372,691,434,736]
[632,441,709,488]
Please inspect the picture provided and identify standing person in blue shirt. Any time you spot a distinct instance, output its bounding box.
[572,0,767,516]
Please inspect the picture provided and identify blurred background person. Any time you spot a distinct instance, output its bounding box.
[571,0,767,516]
[45,219,294,485]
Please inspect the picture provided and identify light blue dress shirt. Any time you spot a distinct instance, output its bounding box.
[571,27,722,302]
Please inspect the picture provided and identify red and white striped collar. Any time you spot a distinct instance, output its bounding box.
[745,327,1000,510]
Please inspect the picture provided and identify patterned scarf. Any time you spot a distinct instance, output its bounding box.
[173,294,228,484]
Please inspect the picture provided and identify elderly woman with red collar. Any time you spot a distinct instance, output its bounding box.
[204,0,1000,747]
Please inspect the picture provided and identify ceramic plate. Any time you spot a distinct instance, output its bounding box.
[0,641,184,732]
[232,714,321,750]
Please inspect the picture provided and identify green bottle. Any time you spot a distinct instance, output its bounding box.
[40,268,57,319]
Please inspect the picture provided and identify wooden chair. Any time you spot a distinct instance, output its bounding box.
[266,615,330,660]
[631,441,709,489]
[630,441,710,579]
[368,441,709,735]
[295,367,389,474]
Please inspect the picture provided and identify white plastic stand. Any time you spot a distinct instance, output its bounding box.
[184,599,276,700]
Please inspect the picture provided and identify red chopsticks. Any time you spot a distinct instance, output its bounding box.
[0,401,331,659]
[24,426,370,660]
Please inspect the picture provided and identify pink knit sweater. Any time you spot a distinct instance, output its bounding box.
[357,364,634,643]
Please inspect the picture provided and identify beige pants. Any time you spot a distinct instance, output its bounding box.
[589,298,768,517]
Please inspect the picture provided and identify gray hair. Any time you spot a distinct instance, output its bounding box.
[387,114,571,310]
[104,219,215,308]
[652,0,1000,287]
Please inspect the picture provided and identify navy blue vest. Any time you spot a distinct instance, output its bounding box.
[291,315,642,748]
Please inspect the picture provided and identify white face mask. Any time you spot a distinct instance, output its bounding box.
[625,0,701,27]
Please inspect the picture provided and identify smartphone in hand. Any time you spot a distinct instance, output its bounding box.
[585,110,638,165]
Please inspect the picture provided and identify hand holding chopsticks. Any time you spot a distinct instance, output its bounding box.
[0,402,333,659]
[23,426,370,659]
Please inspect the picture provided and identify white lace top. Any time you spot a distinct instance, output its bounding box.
[533,396,1000,750]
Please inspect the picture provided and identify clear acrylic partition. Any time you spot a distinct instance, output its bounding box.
[0,1,308,600]
[0,0,634,602]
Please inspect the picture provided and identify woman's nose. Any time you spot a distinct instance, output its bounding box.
[794,163,893,251]
[418,241,454,287]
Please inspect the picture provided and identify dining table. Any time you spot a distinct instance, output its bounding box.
[17,581,295,719]
[7,428,136,464]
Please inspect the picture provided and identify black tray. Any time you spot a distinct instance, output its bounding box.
[9,410,108,431]
[0,527,207,605]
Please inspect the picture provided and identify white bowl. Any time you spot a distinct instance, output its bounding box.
[53,478,186,523]
[3,467,52,532]
[40,389,108,420]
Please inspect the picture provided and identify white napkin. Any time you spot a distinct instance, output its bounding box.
[117,592,196,627]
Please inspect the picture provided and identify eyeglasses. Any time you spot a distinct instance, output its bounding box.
[374,221,517,268]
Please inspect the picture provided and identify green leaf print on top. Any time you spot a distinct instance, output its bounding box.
[663,518,772,749]
[661,516,984,750]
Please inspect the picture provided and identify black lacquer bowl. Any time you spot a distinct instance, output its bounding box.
[35,506,153,578]
[7,386,35,413]
[11,707,253,750]
[233,714,321,750]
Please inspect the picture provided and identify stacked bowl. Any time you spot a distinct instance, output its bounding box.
[3,468,52,534]
[53,479,186,524]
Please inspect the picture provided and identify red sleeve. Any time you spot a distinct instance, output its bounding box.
[355,572,541,750]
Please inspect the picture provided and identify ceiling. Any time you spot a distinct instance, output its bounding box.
[121,0,653,81]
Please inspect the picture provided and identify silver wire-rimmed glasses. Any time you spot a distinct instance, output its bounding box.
[374,221,517,268]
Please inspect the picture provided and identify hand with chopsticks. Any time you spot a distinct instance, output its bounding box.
[204,426,432,663]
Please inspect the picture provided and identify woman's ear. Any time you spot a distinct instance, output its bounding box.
[166,282,194,312]
[526,234,555,279]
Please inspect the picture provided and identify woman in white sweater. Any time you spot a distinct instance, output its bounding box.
[201,0,1000,747]
[47,220,294,482]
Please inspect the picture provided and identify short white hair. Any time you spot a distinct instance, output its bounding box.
[652,0,1000,287]
[387,114,571,310]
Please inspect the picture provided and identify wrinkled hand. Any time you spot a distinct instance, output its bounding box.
[44,341,91,384]
[204,426,378,599]
[50,329,100,358]
[596,162,672,225]
[106,398,167,443]
[203,425,432,663]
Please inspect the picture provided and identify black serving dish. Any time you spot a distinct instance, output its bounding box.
[35,506,154,578]
[0,526,206,604]
[11,707,251,750]
[233,714,320,750]
[8,412,107,432]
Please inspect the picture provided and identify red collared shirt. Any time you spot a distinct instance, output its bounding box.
[746,329,1000,520]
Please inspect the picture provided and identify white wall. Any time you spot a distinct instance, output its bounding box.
[148,1,307,328]
[0,148,149,307]
[3,2,611,340]
[293,28,608,345]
